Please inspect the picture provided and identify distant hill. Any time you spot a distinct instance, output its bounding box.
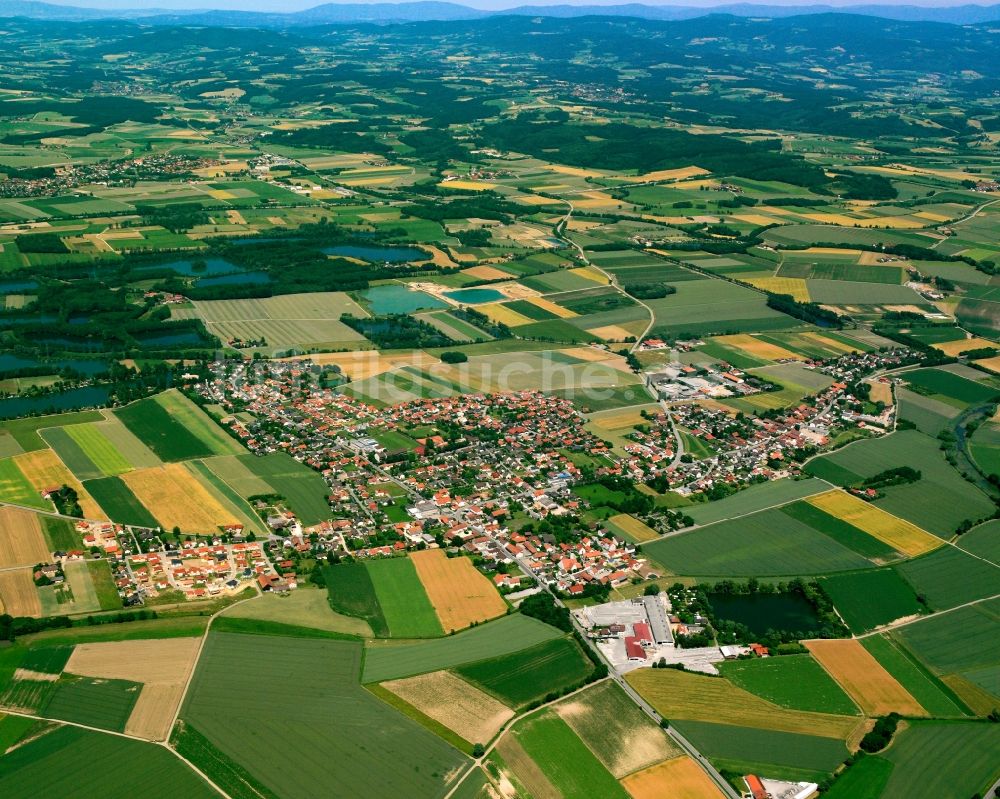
[2,0,1000,26]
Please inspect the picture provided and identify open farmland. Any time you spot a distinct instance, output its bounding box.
[879,721,1000,799]
[0,725,218,799]
[13,449,104,519]
[626,668,862,740]
[410,550,507,632]
[555,681,679,779]
[621,756,724,799]
[62,423,133,475]
[121,463,240,533]
[115,391,243,462]
[717,653,859,715]
[382,670,514,745]
[0,457,50,509]
[805,639,927,716]
[669,719,849,776]
[325,561,389,637]
[455,637,593,709]
[805,430,994,537]
[819,569,926,632]
[0,506,49,567]
[0,568,41,617]
[180,292,370,352]
[604,513,660,543]
[895,546,1000,610]
[502,710,629,799]
[83,476,160,528]
[644,506,872,576]
[232,452,330,525]
[43,675,142,731]
[780,501,900,562]
[366,557,443,638]
[64,637,201,740]
[860,635,968,717]
[224,589,373,637]
[182,632,466,799]
[684,477,828,526]
[363,615,562,682]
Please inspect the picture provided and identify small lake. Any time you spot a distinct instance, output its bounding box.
[138,258,245,277]
[0,385,111,419]
[444,288,505,304]
[0,280,38,293]
[0,355,109,376]
[707,592,821,637]
[324,245,428,263]
[361,284,447,314]
[195,271,271,288]
[0,315,57,327]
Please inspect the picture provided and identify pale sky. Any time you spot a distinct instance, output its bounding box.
[36,0,994,10]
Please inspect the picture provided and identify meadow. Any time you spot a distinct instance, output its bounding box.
[232,452,332,525]
[116,391,242,462]
[182,632,467,799]
[43,675,141,732]
[0,726,218,799]
[717,653,859,715]
[455,637,592,708]
[819,569,925,632]
[83,476,161,528]
[324,561,390,637]
[362,615,562,683]
[684,477,827,526]
[644,506,872,576]
[895,546,1000,610]
[366,557,443,638]
[504,711,629,799]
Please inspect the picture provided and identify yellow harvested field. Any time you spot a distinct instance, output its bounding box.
[626,668,862,740]
[608,513,660,543]
[867,380,894,405]
[548,164,604,178]
[0,568,40,617]
[440,180,494,191]
[588,405,660,429]
[569,266,609,284]
[631,166,709,182]
[0,506,49,568]
[802,247,862,256]
[225,210,247,225]
[518,194,564,206]
[525,297,577,319]
[802,331,862,353]
[588,324,633,342]
[715,334,803,362]
[121,464,238,533]
[734,213,781,227]
[13,450,104,520]
[462,265,511,281]
[803,213,866,225]
[974,355,1000,375]
[806,490,941,557]
[622,756,724,799]
[932,337,997,356]
[806,639,926,717]
[411,549,507,631]
[745,277,810,302]
[941,674,1000,716]
[914,211,951,222]
[66,637,201,740]
[205,189,235,200]
[479,302,534,327]
[384,670,514,743]
[286,351,437,382]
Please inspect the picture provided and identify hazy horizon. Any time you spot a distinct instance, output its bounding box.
[30,0,1000,11]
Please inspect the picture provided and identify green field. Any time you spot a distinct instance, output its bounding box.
[819,569,925,632]
[181,632,466,799]
[879,721,1000,799]
[363,615,562,683]
[805,430,994,538]
[685,478,827,525]
[116,390,242,462]
[365,557,443,638]
[233,452,331,525]
[0,725,218,798]
[455,637,592,708]
[39,427,104,481]
[718,654,859,715]
[40,516,79,551]
[895,598,1000,677]
[508,711,628,799]
[0,411,104,452]
[670,719,849,774]
[860,635,968,717]
[43,675,141,731]
[83,475,160,528]
[644,506,872,576]
[88,559,123,610]
[902,367,999,408]
[895,546,1000,610]
[0,457,50,509]
[823,755,894,799]
[63,423,133,475]
[780,501,900,562]
[324,561,389,637]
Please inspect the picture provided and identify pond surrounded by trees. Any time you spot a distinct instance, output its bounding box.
[706,591,822,637]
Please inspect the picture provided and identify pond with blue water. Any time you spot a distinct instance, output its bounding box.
[444,288,505,304]
[361,285,447,314]
[324,245,428,263]
[0,386,112,419]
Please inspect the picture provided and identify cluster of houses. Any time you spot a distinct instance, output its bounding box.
[126,539,276,600]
